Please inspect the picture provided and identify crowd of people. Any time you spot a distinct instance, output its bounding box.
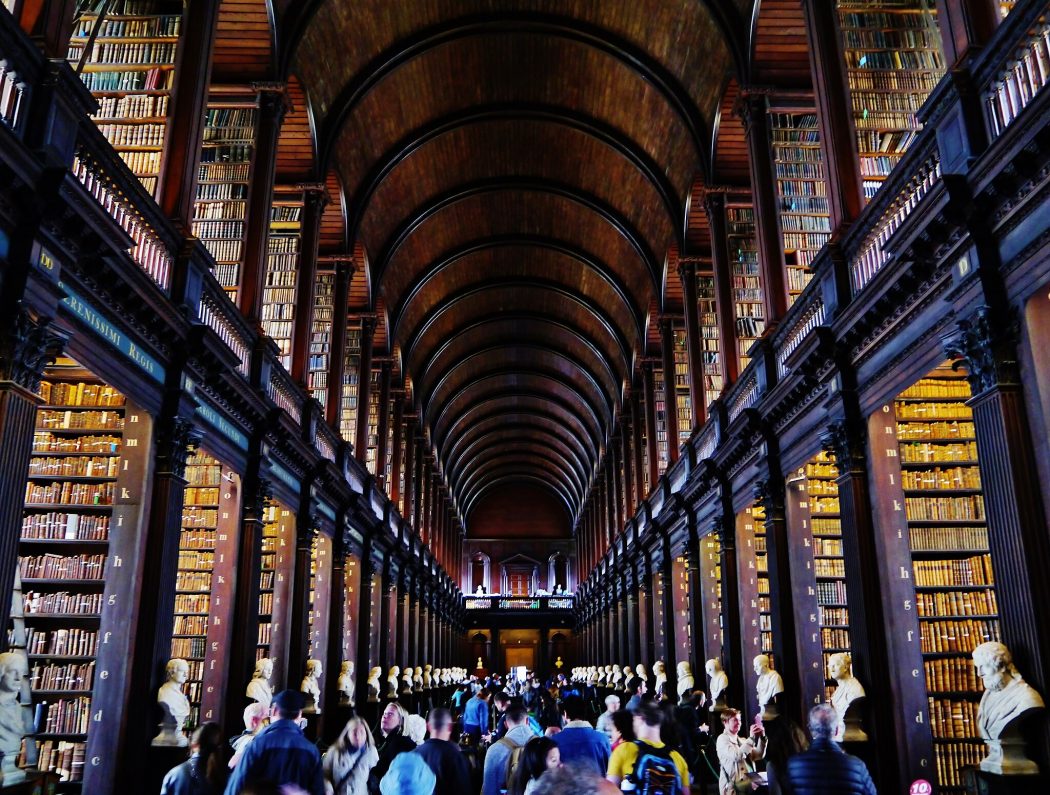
[159,667,878,795]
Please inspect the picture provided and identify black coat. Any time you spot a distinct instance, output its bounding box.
[782,738,878,795]
[367,728,417,795]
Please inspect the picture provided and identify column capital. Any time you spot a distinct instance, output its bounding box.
[942,305,1020,394]
[0,307,66,393]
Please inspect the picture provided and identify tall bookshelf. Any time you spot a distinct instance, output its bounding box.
[725,201,765,369]
[671,320,692,447]
[21,360,148,788]
[364,367,381,475]
[701,533,723,653]
[258,502,294,689]
[671,555,692,665]
[697,272,723,412]
[805,451,851,701]
[736,502,773,716]
[308,271,335,411]
[894,368,998,791]
[837,0,946,201]
[307,533,332,664]
[263,189,303,370]
[193,94,257,305]
[67,1,184,197]
[339,321,362,444]
[768,107,831,301]
[652,364,669,473]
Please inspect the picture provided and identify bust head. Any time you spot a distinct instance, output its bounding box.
[0,653,26,698]
[973,642,1016,692]
[255,658,274,681]
[653,660,665,677]
[341,661,355,677]
[828,652,852,682]
[676,661,692,678]
[368,666,382,681]
[635,663,648,679]
[165,658,189,687]
[705,658,722,677]
[305,659,322,679]
[389,666,400,679]
[753,654,772,676]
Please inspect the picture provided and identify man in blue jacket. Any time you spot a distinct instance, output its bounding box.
[225,690,324,795]
[781,704,877,795]
[553,696,611,776]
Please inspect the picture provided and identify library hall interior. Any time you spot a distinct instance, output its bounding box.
[0,0,1048,793]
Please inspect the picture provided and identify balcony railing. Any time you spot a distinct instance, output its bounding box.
[981,8,1049,140]
[464,596,574,611]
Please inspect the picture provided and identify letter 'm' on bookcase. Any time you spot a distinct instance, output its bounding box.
[193,91,259,306]
[67,0,185,197]
[836,0,946,202]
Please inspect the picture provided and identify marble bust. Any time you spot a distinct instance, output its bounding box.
[611,665,623,688]
[387,666,401,698]
[423,664,433,689]
[401,666,414,694]
[621,662,632,693]
[596,666,608,687]
[153,658,191,747]
[652,661,667,697]
[676,661,695,699]
[300,659,322,714]
[0,651,32,783]
[635,663,649,682]
[753,654,784,719]
[413,666,424,690]
[247,657,274,707]
[337,661,355,707]
[828,653,866,741]
[367,666,383,702]
[973,641,1045,774]
[705,658,729,711]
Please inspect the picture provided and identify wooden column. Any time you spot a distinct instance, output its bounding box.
[935,0,999,67]
[739,91,788,324]
[657,549,677,677]
[800,0,863,231]
[290,185,327,385]
[323,532,348,720]
[715,512,745,711]
[287,512,316,693]
[620,417,634,521]
[353,317,376,462]
[354,548,376,712]
[658,317,680,464]
[389,393,405,506]
[637,564,652,667]
[325,261,354,428]
[631,383,646,505]
[625,574,641,665]
[402,416,417,524]
[685,523,706,676]
[379,563,396,681]
[677,259,708,430]
[157,0,220,229]
[240,84,287,321]
[611,439,623,534]
[374,361,392,486]
[705,191,742,384]
[641,361,660,487]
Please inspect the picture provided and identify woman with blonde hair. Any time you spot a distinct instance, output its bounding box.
[324,716,379,795]
[716,708,766,795]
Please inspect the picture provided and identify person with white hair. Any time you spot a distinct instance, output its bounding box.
[595,693,620,740]
[780,704,877,795]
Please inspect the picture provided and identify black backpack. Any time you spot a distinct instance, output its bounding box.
[628,740,682,795]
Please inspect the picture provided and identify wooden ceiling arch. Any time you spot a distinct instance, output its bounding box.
[464,474,577,522]
[459,460,580,514]
[456,447,586,511]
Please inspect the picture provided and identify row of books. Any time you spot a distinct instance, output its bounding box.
[905,495,985,522]
[26,627,98,656]
[819,606,849,626]
[934,743,985,789]
[184,486,219,504]
[909,525,988,552]
[924,657,983,694]
[913,555,994,587]
[177,550,214,571]
[915,589,997,618]
[37,409,123,430]
[899,441,978,464]
[175,570,212,591]
[176,528,217,547]
[173,615,208,635]
[897,420,975,441]
[204,106,256,134]
[844,49,942,71]
[193,220,245,238]
[171,636,206,659]
[807,479,838,496]
[25,481,114,506]
[78,69,174,93]
[25,591,103,615]
[117,148,162,176]
[69,42,177,65]
[93,92,168,119]
[928,697,979,738]
[816,580,848,605]
[31,661,95,692]
[814,559,846,578]
[919,619,999,654]
[840,27,941,50]
[28,456,119,478]
[821,627,850,649]
[198,162,251,184]
[71,13,181,39]
[20,554,106,580]
[811,496,840,513]
[848,71,939,94]
[901,467,981,490]
[901,378,972,399]
[266,269,298,286]
[39,382,125,407]
[37,739,85,782]
[174,594,210,613]
[21,513,110,540]
[206,242,243,266]
[194,200,246,220]
[812,537,843,556]
[774,161,825,180]
[780,212,830,231]
[898,401,975,419]
[42,696,91,734]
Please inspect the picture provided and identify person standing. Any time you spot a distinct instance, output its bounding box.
[781,704,877,795]
[483,705,535,795]
[161,722,229,795]
[463,687,492,745]
[416,708,471,795]
[606,702,689,795]
[510,736,560,795]
[595,695,620,740]
[624,678,648,712]
[551,696,610,776]
[368,702,416,795]
[323,716,378,795]
[224,690,324,795]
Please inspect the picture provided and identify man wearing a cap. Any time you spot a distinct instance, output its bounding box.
[225,689,324,795]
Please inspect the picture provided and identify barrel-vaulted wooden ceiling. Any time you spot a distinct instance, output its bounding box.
[229,0,810,527]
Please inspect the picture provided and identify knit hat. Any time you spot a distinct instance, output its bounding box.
[272,689,306,713]
[380,751,436,795]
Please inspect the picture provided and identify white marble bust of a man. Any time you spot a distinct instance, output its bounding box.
[401,666,414,694]
[973,641,1044,773]
[338,661,355,706]
[247,657,274,707]
[652,660,667,696]
[387,666,400,698]
[0,651,32,782]
[828,653,866,740]
[154,658,191,747]
[676,661,695,697]
[301,659,322,714]
[705,658,729,707]
[367,666,383,702]
[754,654,784,716]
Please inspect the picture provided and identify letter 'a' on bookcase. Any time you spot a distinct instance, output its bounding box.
[263,187,304,371]
[193,88,259,306]
[66,0,185,197]
[21,357,151,788]
[724,194,765,370]
[339,320,363,445]
[258,502,295,687]
[766,98,832,303]
[869,362,1000,791]
[172,450,241,732]
[836,0,946,202]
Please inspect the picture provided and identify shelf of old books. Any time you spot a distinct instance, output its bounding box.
[171,450,241,732]
[307,532,332,664]
[736,502,773,715]
[836,0,946,201]
[767,105,831,302]
[725,199,765,369]
[263,189,304,370]
[339,320,363,444]
[804,451,852,701]
[700,532,724,654]
[67,0,185,197]
[895,366,999,791]
[307,270,335,411]
[21,359,149,788]
[671,319,692,447]
[258,502,294,687]
[193,93,258,305]
[696,272,723,412]
[364,366,381,475]
[652,363,670,473]
[671,555,692,665]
